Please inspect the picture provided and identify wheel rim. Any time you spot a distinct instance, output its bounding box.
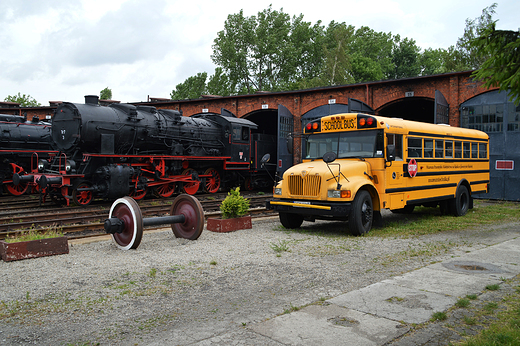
[73,182,93,206]
[182,169,200,195]
[170,194,204,240]
[110,197,143,250]
[204,168,220,193]
[155,182,176,198]
[130,187,147,200]
[6,183,28,196]
[361,200,372,227]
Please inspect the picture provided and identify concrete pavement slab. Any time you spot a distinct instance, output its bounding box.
[328,282,457,324]
[380,267,502,297]
[251,304,408,346]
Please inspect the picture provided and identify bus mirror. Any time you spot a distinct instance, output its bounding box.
[287,134,293,154]
[323,151,337,163]
[386,144,396,162]
[261,153,270,164]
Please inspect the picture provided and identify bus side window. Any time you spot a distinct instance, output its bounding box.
[454,141,462,158]
[479,143,487,158]
[435,140,444,158]
[463,142,471,158]
[471,143,478,158]
[407,137,422,158]
[445,141,453,158]
[387,134,403,160]
[424,139,433,157]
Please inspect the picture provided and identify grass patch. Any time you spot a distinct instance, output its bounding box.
[485,284,500,291]
[431,311,447,321]
[369,200,520,238]
[456,298,471,308]
[457,284,520,346]
[3,227,64,243]
[270,240,290,253]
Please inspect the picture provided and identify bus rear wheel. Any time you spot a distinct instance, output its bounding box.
[348,190,373,236]
[279,212,303,229]
[449,185,470,216]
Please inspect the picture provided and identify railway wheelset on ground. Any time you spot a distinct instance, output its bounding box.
[11,96,276,206]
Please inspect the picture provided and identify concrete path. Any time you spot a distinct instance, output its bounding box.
[240,237,519,345]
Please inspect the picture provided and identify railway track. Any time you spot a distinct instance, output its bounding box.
[0,192,276,240]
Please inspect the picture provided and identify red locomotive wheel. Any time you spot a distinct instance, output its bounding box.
[170,194,204,240]
[182,169,200,195]
[203,168,221,193]
[154,182,176,198]
[5,182,29,196]
[130,187,147,200]
[72,181,93,206]
[110,197,143,250]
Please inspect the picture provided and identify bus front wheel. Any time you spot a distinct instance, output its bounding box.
[279,212,304,229]
[449,185,470,216]
[349,190,373,235]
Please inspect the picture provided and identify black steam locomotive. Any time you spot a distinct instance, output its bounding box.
[0,114,55,196]
[14,96,275,206]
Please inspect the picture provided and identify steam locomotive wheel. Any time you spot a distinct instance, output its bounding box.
[203,168,221,193]
[154,182,176,198]
[182,169,200,195]
[109,197,143,250]
[170,194,204,240]
[6,182,29,196]
[130,187,147,200]
[72,181,93,206]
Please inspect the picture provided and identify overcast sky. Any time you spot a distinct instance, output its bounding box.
[1,0,518,105]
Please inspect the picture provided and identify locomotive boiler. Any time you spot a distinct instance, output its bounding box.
[0,114,55,195]
[15,96,275,206]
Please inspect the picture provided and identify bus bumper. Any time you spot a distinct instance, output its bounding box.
[266,199,352,217]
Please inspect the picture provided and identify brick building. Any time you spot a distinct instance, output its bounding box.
[2,70,518,199]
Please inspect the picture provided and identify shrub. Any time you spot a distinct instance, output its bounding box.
[220,187,250,219]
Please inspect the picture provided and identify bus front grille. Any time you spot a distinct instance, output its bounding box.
[288,175,321,197]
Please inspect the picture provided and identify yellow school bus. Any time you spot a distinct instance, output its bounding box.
[266,113,489,235]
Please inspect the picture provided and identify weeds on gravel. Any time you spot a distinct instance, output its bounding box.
[270,239,290,254]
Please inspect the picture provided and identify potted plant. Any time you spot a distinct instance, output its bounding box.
[207,187,252,232]
[0,227,69,262]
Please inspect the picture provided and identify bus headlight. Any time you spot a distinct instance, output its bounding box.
[274,187,282,195]
[328,190,351,198]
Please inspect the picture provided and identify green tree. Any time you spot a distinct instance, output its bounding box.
[319,21,355,86]
[100,87,112,100]
[471,26,520,105]
[207,67,232,96]
[170,72,208,100]
[211,5,324,94]
[392,35,421,79]
[348,26,395,82]
[4,92,41,107]
[419,48,449,76]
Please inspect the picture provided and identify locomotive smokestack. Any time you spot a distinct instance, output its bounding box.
[85,95,99,105]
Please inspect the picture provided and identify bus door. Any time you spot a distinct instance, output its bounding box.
[385,133,406,208]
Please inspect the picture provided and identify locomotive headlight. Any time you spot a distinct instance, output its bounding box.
[38,160,48,172]
[65,160,76,172]
[274,187,282,195]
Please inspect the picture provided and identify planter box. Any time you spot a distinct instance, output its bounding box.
[207,216,252,233]
[0,237,69,262]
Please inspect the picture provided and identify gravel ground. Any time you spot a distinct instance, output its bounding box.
[0,213,518,346]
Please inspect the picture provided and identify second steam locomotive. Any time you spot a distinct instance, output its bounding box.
[14,96,275,206]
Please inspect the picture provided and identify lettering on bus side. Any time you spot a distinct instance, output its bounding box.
[322,118,357,131]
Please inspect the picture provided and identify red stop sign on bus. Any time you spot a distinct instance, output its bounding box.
[408,158,418,178]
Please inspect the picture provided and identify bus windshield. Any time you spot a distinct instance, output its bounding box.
[305,129,384,160]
